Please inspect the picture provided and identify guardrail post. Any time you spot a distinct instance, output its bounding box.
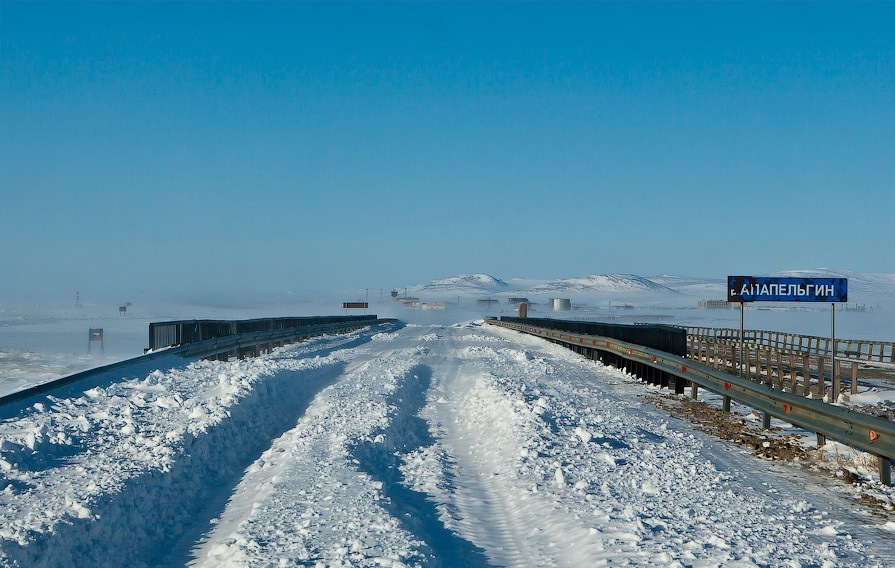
[851,363,859,395]
[817,433,826,446]
[674,375,685,395]
[880,457,892,486]
[762,412,771,430]
[690,383,698,400]
[816,356,826,400]
[723,396,731,412]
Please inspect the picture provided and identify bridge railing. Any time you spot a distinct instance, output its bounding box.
[1,315,384,415]
[687,326,895,364]
[489,317,895,485]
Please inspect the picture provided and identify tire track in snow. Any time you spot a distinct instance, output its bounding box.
[417,334,620,567]
[403,325,882,567]
[350,363,493,567]
[192,328,492,567]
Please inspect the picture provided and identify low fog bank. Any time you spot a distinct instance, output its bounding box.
[2,289,894,360]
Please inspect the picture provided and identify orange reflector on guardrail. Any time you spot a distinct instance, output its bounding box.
[871,430,880,442]
[724,381,731,390]
[783,404,792,413]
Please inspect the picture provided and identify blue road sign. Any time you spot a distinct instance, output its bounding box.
[728,276,848,303]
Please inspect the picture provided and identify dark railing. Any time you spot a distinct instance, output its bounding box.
[1,315,382,415]
[149,315,378,351]
[499,316,687,356]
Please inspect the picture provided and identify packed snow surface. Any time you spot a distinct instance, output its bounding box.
[1,322,893,567]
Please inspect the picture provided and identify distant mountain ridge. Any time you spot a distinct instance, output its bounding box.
[404,273,676,298]
[402,270,895,305]
[525,274,676,294]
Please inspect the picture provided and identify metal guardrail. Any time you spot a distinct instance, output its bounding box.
[489,318,895,485]
[0,318,384,415]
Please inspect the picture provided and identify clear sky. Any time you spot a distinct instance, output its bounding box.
[2,2,893,303]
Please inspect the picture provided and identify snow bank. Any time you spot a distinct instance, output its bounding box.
[0,329,380,567]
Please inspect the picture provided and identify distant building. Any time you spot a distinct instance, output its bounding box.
[477,298,499,307]
[508,297,529,305]
[422,302,446,311]
[698,299,733,309]
[400,298,421,308]
[549,298,572,311]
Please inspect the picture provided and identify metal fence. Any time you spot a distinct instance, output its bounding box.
[687,326,895,364]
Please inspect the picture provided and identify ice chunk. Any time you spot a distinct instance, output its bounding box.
[554,467,565,487]
[574,426,592,444]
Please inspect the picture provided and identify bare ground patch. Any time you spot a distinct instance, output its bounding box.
[646,391,895,517]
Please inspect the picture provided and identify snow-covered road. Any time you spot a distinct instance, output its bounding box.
[2,322,893,567]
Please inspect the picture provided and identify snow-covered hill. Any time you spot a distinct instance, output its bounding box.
[405,274,510,296]
[402,273,684,306]
[525,274,676,295]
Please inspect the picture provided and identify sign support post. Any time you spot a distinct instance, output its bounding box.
[739,303,745,379]
[831,303,836,402]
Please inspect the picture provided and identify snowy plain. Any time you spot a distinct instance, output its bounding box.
[2,321,895,566]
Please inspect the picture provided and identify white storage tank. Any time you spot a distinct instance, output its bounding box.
[550,298,572,311]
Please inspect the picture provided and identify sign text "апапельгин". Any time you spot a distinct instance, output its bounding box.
[727,276,848,303]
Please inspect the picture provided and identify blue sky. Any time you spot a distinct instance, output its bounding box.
[2,2,893,302]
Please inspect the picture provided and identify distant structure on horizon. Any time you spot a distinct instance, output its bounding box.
[508,297,529,305]
[698,299,733,309]
[549,298,572,311]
